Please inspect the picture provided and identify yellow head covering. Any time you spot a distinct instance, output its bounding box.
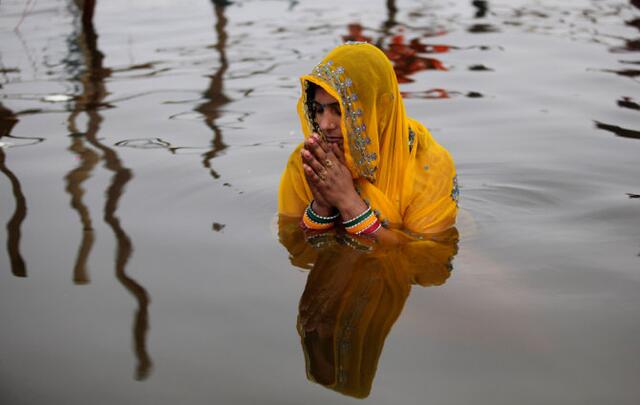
[279,42,458,234]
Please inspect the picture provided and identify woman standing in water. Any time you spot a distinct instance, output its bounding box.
[279,42,458,240]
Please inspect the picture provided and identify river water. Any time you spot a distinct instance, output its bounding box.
[1,0,639,404]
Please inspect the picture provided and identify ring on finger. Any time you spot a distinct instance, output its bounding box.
[318,169,327,180]
[324,159,334,168]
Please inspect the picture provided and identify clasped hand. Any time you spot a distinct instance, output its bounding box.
[301,133,359,216]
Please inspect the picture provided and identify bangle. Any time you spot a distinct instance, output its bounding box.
[342,206,372,228]
[307,201,339,223]
[359,219,382,235]
[302,210,333,230]
[343,205,382,235]
[301,202,337,231]
[346,213,377,234]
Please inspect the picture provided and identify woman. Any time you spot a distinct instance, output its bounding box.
[278,42,458,240]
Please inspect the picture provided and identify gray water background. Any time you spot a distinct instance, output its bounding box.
[1,0,639,403]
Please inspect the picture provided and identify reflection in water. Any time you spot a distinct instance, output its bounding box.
[607,1,640,53]
[468,0,499,34]
[64,0,105,284]
[0,104,27,277]
[384,35,449,83]
[341,3,493,93]
[472,0,489,18]
[343,2,456,88]
[197,1,231,180]
[595,121,640,140]
[65,132,99,284]
[342,23,373,43]
[601,68,640,78]
[467,23,500,34]
[609,39,640,53]
[64,0,152,380]
[342,22,450,85]
[467,0,500,34]
[278,218,458,398]
[383,0,397,31]
[469,64,492,71]
[401,89,484,100]
[617,97,640,111]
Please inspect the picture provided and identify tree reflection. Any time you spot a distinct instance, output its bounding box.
[64,132,99,284]
[610,1,640,53]
[468,0,499,33]
[64,0,104,285]
[0,104,27,278]
[278,218,458,398]
[383,0,398,32]
[472,0,489,18]
[66,0,152,380]
[594,121,640,140]
[197,0,231,180]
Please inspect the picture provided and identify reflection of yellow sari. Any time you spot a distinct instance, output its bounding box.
[279,218,458,398]
[279,42,458,234]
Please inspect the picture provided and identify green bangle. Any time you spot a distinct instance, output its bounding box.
[306,202,339,224]
[342,206,372,228]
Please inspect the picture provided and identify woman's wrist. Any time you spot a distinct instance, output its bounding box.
[311,200,334,217]
[336,192,368,220]
[302,201,339,231]
[337,193,384,236]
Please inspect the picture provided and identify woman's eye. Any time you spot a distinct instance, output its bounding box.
[313,101,340,116]
[330,104,342,116]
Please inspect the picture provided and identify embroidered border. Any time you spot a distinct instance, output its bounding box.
[305,57,377,182]
[408,126,416,152]
[451,175,460,206]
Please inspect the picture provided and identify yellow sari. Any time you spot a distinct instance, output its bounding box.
[278,42,458,234]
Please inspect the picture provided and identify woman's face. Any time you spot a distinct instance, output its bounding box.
[313,87,343,147]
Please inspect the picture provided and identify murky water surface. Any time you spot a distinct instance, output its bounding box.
[1,0,639,403]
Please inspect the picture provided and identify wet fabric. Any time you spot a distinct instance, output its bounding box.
[278,42,458,234]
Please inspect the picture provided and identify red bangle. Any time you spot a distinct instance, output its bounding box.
[359,219,382,235]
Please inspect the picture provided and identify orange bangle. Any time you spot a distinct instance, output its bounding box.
[345,213,377,235]
[302,210,334,230]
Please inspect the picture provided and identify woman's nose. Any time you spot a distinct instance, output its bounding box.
[318,112,337,131]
